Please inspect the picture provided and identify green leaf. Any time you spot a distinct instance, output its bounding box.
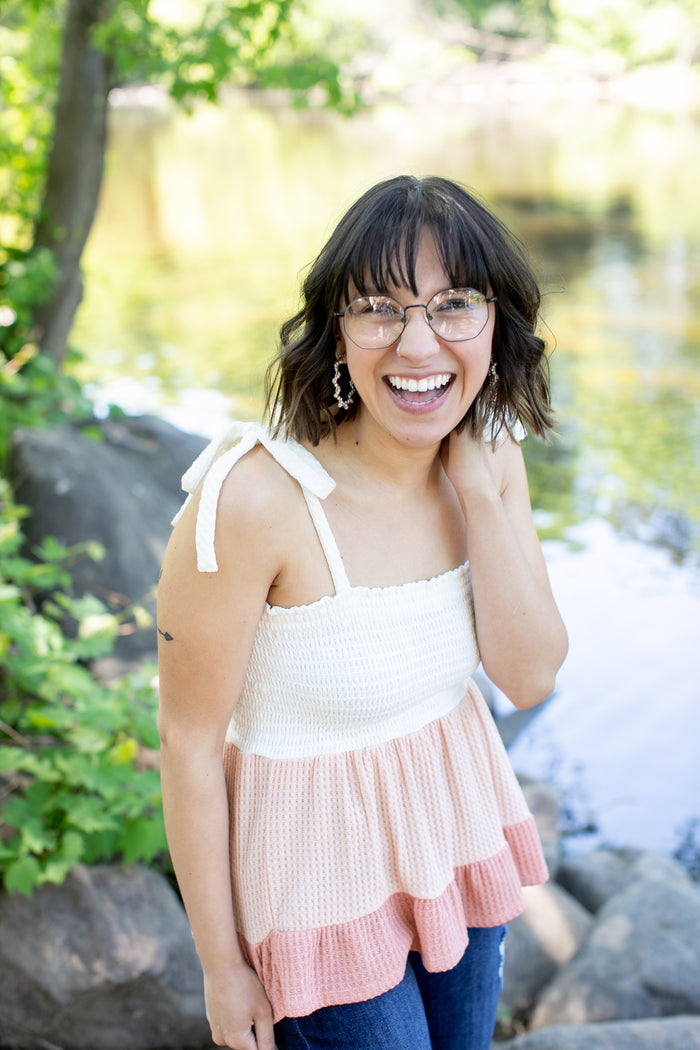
[80,827,122,865]
[40,829,85,885]
[37,662,97,703]
[0,744,28,772]
[23,777,54,812]
[121,813,167,865]
[32,535,68,562]
[130,715,160,751]
[0,748,61,780]
[106,737,139,765]
[4,854,41,897]
[66,795,121,835]
[132,604,153,630]
[65,724,113,753]
[0,584,22,602]
[19,816,57,855]
[2,793,38,830]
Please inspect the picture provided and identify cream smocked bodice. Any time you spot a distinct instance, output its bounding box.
[174,422,480,759]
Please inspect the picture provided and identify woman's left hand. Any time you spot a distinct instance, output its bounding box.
[440,427,505,503]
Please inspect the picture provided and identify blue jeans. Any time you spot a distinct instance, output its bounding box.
[274,925,506,1050]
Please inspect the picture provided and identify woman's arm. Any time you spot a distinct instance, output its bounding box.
[157,456,286,1050]
[442,431,568,709]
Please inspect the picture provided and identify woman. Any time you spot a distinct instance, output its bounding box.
[157,175,568,1050]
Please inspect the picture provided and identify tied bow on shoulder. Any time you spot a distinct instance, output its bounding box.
[173,421,335,572]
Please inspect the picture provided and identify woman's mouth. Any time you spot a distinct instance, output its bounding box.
[385,373,453,405]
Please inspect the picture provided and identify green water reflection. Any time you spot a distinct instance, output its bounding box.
[73,98,700,561]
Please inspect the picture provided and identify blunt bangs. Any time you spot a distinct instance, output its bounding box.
[336,180,494,304]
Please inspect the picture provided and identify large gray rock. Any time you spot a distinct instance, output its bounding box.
[501,882,593,1015]
[556,846,644,912]
[529,852,700,1029]
[10,416,207,658]
[0,863,212,1050]
[519,778,562,879]
[496,1015,700,1049]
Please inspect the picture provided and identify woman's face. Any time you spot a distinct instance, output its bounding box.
[337,229,495,451]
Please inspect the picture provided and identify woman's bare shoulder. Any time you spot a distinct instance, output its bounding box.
[166,442,308,582]
[216,443,306,525]
[211,443,312,580]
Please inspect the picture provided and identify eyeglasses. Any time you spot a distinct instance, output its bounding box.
[334,288,496,350]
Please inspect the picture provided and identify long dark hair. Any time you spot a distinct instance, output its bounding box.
[265,175,553,444]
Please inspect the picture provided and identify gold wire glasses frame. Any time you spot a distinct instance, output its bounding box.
[334,288,497,350]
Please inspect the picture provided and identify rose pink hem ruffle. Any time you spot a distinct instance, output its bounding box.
[241,815,547,1023]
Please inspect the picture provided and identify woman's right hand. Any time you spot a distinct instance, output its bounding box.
[205,964,275,1050]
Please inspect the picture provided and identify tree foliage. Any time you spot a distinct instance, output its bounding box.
[0,1,62,243]
[433,0,555,38]
[0,2,62,367]
[0,0,358,370]
[552,0,700,64]
[429,0,700,57]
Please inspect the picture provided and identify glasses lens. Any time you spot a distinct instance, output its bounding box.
[345,296,404,348]
[428,289,489,341]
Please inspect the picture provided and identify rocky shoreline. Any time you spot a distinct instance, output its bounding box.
[497,783,700,1047]
[4,415,700,1048]
[2,788,699,1049]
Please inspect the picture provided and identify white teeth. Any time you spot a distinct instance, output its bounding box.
[387,373,451,392]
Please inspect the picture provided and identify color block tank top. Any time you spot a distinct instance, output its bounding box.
[175,421,548,1023]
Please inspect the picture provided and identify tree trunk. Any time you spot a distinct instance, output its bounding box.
[33,0,113,366]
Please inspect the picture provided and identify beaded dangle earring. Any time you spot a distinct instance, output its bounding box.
[487,359,499,410]
[332,358,355,410]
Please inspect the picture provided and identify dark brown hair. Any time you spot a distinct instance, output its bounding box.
[265,175,553,444]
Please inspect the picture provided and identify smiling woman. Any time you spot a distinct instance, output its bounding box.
[267,175,552,450]
[157,174,568,1050]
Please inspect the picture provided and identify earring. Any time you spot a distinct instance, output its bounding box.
[487,359,499,409]
[333,358,355,410]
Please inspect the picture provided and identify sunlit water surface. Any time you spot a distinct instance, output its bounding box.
[74,97,700,859]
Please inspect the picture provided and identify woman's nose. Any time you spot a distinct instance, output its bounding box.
[396,309,440,361]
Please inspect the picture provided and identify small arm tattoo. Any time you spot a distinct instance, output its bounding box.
[157,626,174,642]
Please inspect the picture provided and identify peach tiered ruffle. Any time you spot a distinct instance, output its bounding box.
[223,680,548,1022]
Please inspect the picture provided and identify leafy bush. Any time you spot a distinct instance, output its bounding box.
[0,344,95,473]
[0,476,166,897]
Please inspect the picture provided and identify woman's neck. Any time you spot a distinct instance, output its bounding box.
[318,416,443,494]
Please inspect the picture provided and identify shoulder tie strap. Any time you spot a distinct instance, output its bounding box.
[173,422,349,591]
[302,493,351,595]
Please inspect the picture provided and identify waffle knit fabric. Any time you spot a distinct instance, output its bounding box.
[175,423,548,1023]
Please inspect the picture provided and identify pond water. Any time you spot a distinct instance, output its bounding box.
[73,95,700,859]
